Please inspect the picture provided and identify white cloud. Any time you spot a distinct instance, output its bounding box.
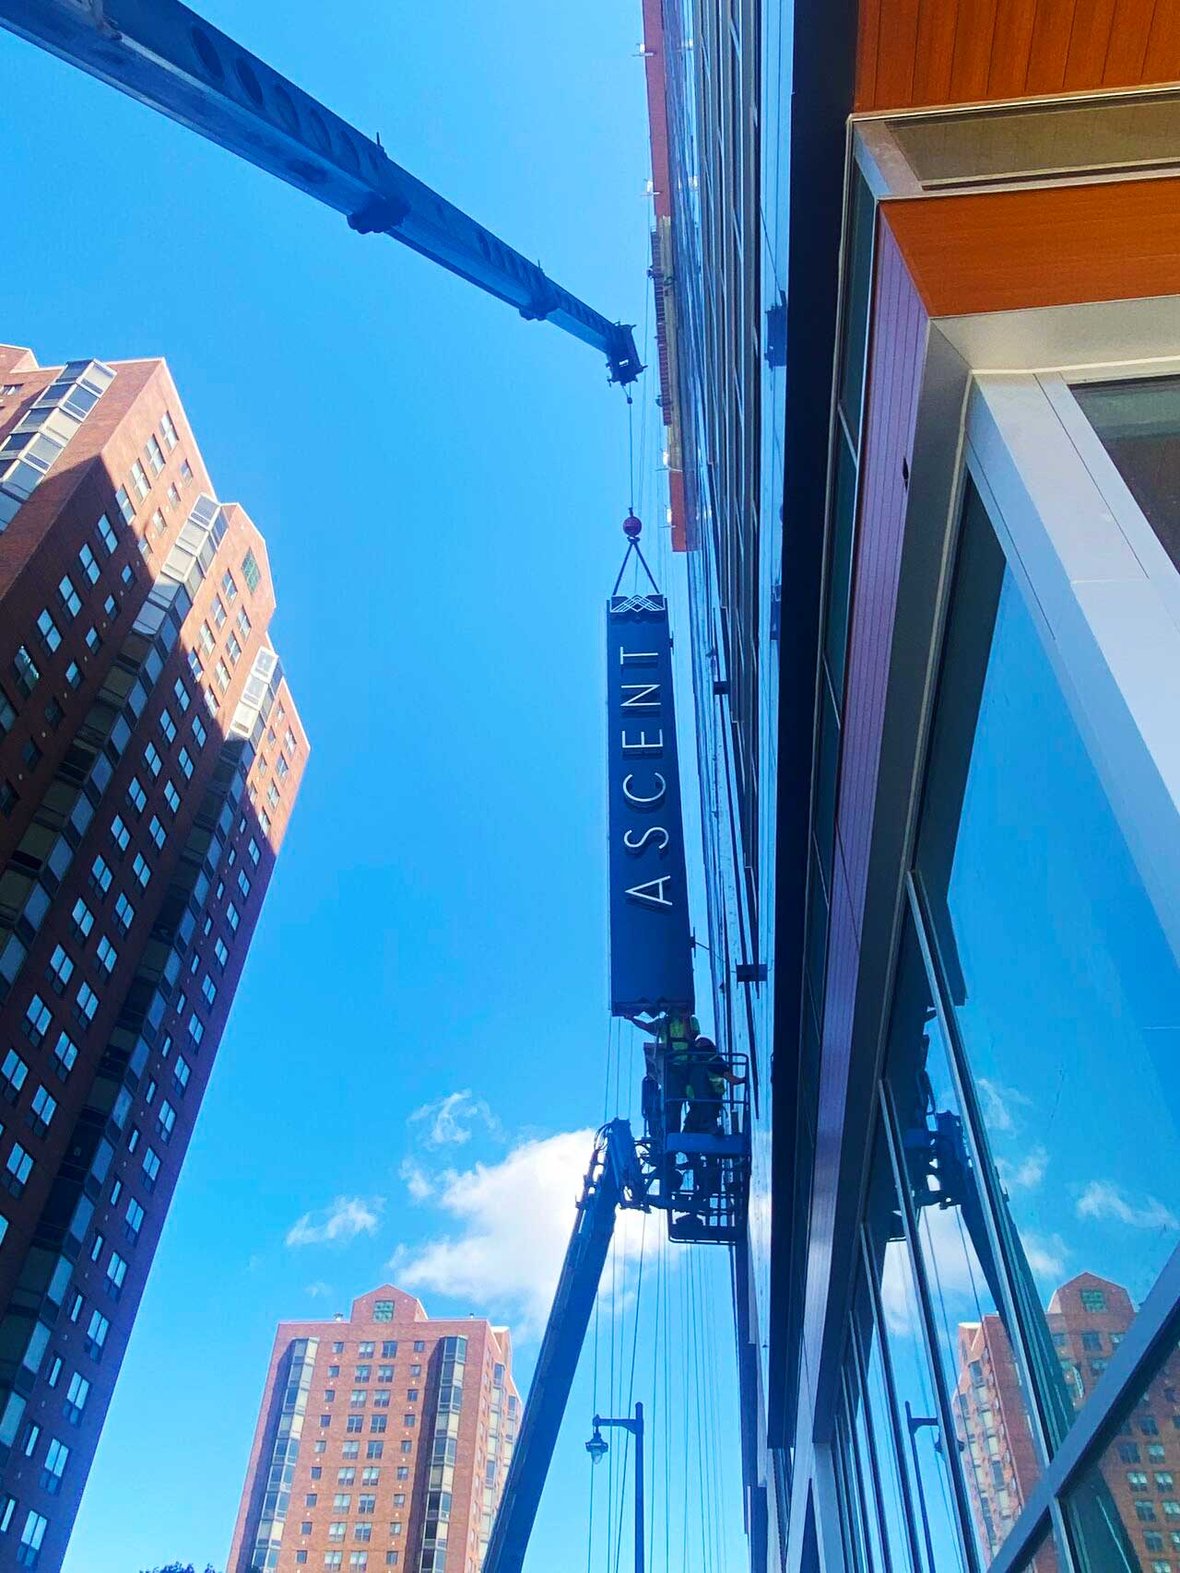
[996,1147,1048,1192]
[400,1158,434,1203]
[392,1129,662,1338]
[976,1077,1033,1135]
[285,1196,384,1248]
[1022,1231,1070,1282]
[409,1090,501,1149]
[1077,1181,1179,1234]
[305,1281,333,1299]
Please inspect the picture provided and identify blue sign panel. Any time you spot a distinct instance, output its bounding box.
[606,593,694,1016]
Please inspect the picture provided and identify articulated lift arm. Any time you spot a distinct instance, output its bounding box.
[484,1118,647,1573]
[0,0,642,385]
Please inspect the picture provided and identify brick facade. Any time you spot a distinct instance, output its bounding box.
[229,1286,519,1573]
[0,345,307,1567]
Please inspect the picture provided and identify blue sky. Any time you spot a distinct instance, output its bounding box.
[0,3,746,1570]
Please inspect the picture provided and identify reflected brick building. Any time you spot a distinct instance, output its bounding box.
[229,1285,518,1573]
[959,1274,1180,1573]
[0,344,306,1566]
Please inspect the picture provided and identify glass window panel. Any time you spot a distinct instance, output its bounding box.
[915,482,1180,1451]
[885,919,1044,1564]
[825,425,859,707]
[1064,1325,1180,1573]
[838,169,875,443]
[1071,375,1180,575]
[891,92,1180,190]
[864,1120,969,1573]
[854,1262,917,1573]
[842,1333,891,1573]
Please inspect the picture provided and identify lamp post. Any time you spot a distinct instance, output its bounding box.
[586,1401,645,1573]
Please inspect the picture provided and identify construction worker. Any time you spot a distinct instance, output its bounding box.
[626,1009,699,1131]
[682,1036,744,1203]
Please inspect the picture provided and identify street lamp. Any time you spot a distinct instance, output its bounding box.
[585,1401,645,1573]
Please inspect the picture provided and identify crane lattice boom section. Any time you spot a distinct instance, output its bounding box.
[0,0,641,384]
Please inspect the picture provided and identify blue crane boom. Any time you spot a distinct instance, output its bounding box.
[484,1119,647,1573]
[0,0,642,386]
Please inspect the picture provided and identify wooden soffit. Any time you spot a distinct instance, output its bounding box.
[857,0,1180,112]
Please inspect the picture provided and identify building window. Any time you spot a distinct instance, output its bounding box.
[106,1251,127,1297]
[166,481,180,509]
[64,1371,90,1423]
[4,1143,33,1194]
[85,1309,109,1359]
[17,1509,47,1566]
[95,936,117,975]
[24,995,51,1046]
[41,1438,68,1494]
[145,435,165,475]
[241,548,262,592]
[160,411,178,451]
[132,853,151,888]
[114,487,135,525]
[78,542,99,584]
[1081,1289,1108,1314]
[192,714,206,748]
[36,609,60,651]
[47,946,73,993]
[178,747,194,779]
[75,981,99,1027]
[142,1147,160,1189]
[221,568,238,602]
[30,1085,56,1133]
[13,645,39,696]
[1,1049,27,1100]
[53,1032,77,1079]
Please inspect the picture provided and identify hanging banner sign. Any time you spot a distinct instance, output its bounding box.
[606,593,694,1016]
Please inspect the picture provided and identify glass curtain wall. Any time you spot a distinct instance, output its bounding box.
[830,472,1180,1573]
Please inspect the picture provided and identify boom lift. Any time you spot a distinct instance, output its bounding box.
[0,0,642,386]
[485,1061,750,1573]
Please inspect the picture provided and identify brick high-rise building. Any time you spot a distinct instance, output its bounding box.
[0,344,307,1567]
[229,1286,519,1573]
[956,1274,1180,1573]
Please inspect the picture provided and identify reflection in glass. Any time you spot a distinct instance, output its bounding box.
[1065,1324,1180,1573]
[890,92,1180,189]
[915,482,1180,1453]
[852,1263,917,1573]
[1010,1526,1063,1573]
[864,1121,968,1573]
[885,919,1044,1563]
[1072,375,1180,574]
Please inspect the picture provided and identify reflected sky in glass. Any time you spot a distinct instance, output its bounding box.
[865,1123,969,1573]
[885,919,1044,1562]
[916,491,1180,1397]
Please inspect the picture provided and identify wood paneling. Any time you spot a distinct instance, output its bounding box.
[857,0,1180,110]
[882,176,1180,316]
